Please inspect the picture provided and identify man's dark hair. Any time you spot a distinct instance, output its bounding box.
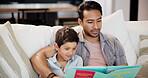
[78,1,102,20]
[55,26,79,48]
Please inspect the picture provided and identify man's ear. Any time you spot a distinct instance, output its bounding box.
[54,42,59,51]
[78,18,83,26]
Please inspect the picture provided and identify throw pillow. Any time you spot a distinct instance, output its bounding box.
[137,35,148,77]
[101,10,128,45]
[0,21,38,78]
[101,10,136,65]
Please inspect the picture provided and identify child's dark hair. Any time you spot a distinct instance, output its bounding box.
[55,26,79,48]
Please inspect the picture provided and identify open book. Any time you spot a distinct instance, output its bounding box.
[66,65,142,78]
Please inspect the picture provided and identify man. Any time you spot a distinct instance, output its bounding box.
[31,1,128,78]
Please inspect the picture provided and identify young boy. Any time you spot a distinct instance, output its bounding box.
[46,26,83,78]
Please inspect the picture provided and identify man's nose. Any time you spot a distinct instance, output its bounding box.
[94,22,99,29]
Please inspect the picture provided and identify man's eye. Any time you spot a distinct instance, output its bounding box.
[88,21,93,23]
[97,20,101,22]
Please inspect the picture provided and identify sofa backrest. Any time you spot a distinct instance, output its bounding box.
[11,24,62,58]
[2,10,147,78]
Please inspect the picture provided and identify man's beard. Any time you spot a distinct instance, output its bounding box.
[84,29,100,38]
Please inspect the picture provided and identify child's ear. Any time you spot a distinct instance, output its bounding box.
[78,18,83,26]
[54,42,59,51]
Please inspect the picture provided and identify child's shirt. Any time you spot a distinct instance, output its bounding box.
[47,53,83,78]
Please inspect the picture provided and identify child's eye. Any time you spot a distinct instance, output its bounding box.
[73,48,76,50]
[65,48,69,50]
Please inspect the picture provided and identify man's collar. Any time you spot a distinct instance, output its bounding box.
[78,31,107,43]
[100,33,107,42]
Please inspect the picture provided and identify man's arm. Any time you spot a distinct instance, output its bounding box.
[114,37,128,66]
[30,46,56,78]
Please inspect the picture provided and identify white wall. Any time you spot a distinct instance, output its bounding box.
[138,0,148,21]
[86,0,130,21]
[113,0,148,21]
[112,0,130,21]
[94,0,148,21]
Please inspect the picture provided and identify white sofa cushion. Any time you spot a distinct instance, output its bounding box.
[101,10,136,65]
[11,24,62,58]
[0,22,38,78]
[102,10,128,45]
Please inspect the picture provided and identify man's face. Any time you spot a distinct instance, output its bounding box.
[79,10,102,38]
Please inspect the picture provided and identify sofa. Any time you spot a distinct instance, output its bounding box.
[0,10,148,78]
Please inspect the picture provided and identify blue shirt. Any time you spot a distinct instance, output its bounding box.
[47,53,83,78]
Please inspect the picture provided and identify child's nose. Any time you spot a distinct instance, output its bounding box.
[68,50,74,55]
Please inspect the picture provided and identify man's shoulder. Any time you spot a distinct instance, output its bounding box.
[102,33,117,40]
[101,33,122,48]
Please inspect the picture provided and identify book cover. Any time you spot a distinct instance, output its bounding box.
[66,65,142,78]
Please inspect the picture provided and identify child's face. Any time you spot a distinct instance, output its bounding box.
[55,42,77,62]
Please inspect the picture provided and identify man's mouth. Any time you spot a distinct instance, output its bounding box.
[91,29,99,34]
